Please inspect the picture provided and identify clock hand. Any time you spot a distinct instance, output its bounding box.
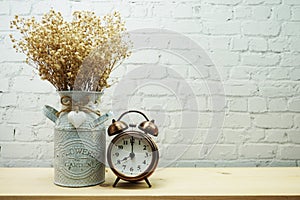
[130,136,135,159]
[121,156,130,162]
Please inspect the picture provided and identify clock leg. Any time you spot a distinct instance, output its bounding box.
[113,177,120,187]
[144,178,152,188]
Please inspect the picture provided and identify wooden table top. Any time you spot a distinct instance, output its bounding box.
[0,167,300,200]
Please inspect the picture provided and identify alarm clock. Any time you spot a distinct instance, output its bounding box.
[107,110,159,188]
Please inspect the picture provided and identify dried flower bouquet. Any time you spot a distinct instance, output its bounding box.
[10,9,131,92]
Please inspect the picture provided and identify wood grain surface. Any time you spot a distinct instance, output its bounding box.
[0,168,299,200]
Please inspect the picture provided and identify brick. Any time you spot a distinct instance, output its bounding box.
[269,38,289,52]
[273,5,291,20]
[206,144,237,160]
[165,144,199,160]
[279,145,300,159]
[0,125,14,141]
[127,20,161,33]
[114,3,132,18]
[208,37,231,50]
[201,5,233,21]
[208,67,230,81]
[160,19,202,33]
[163,128,204,144]
[173,3,193,18]
[0,16,13,31]
[0,78,9,93]
[265,0,282,4]
[0,1,10,15]
[180,145,203,160]
[130,4,147,18]
[295,115,300,128]
[285,0,300,5]
[291,6,300,20]
[231,37,249,51]
[248,97,267,113]
[1,143,40,159]
[0,63,22,78]
[38,142,54,159]
[203,21,240,35]
[267,161,297,167]
[71,2,93,13]
[253,113,293,128]
[230,66,254,80]
[32,0,71,15]
[288,131,300,144]
[224,82,257,96]
[37,93,59,109]
[268,98,287,111]
[252,6,271,20]
[290,38,300,52]
[242,21,280,36]
[244,129,265,143]
[240,144,277,159]
[187,65,209,79]
[32,1,51,15]
[7,110,44,125]
[0,93,18,107]
[222,129,248,143]
[224,113,251,128]
[159,53,188,66]
[14,125,35,142]
[184,96,207,111]
[259,85,296,97]
[243,0,264,5]
[280,53,300,67]
[282,22,300,35]
[228,98,248,111]
[249,38,268,52]
[234,6,252,19]
[210,50,239,66]
[265,130,288,143]
[268,68,289,80]
[152,4,172,18]
[242,53,280,66]
[206,95,226,112]
[288,98,300,112]
[0,48,26,62]
[290,68,300,81]
[11,1,31,15]
[204,0,242,5]
[11,76,54,93]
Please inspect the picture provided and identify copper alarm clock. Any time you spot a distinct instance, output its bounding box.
[107,110,159,187]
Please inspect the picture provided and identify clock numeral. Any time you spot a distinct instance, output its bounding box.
[122,165,126,170]
[143,145,147,150]
[130,137,135,144]
[118,145,123,149]
[138,140,141,145]
[117,160,121,164]
[145,152,149,158]
[130,167,134,172]
[123,140,128,145]
[143,160,146,165]
[137,165,141,170]
[115,152,119,157]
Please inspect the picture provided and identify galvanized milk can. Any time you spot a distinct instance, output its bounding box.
[43,91,110,187]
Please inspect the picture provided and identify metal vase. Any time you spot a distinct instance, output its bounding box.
[43,91,107,187]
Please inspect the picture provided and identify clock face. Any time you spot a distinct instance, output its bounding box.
[107,131,158,181]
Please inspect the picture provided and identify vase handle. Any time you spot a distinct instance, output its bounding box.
[89,111,113,129]
[43,105,58,123]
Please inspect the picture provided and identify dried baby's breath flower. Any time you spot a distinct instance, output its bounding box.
[10,9,131,92]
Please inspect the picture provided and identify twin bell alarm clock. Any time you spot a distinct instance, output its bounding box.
[107,110,159,187]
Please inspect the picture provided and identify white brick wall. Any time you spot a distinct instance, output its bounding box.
[0,0,300,167]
